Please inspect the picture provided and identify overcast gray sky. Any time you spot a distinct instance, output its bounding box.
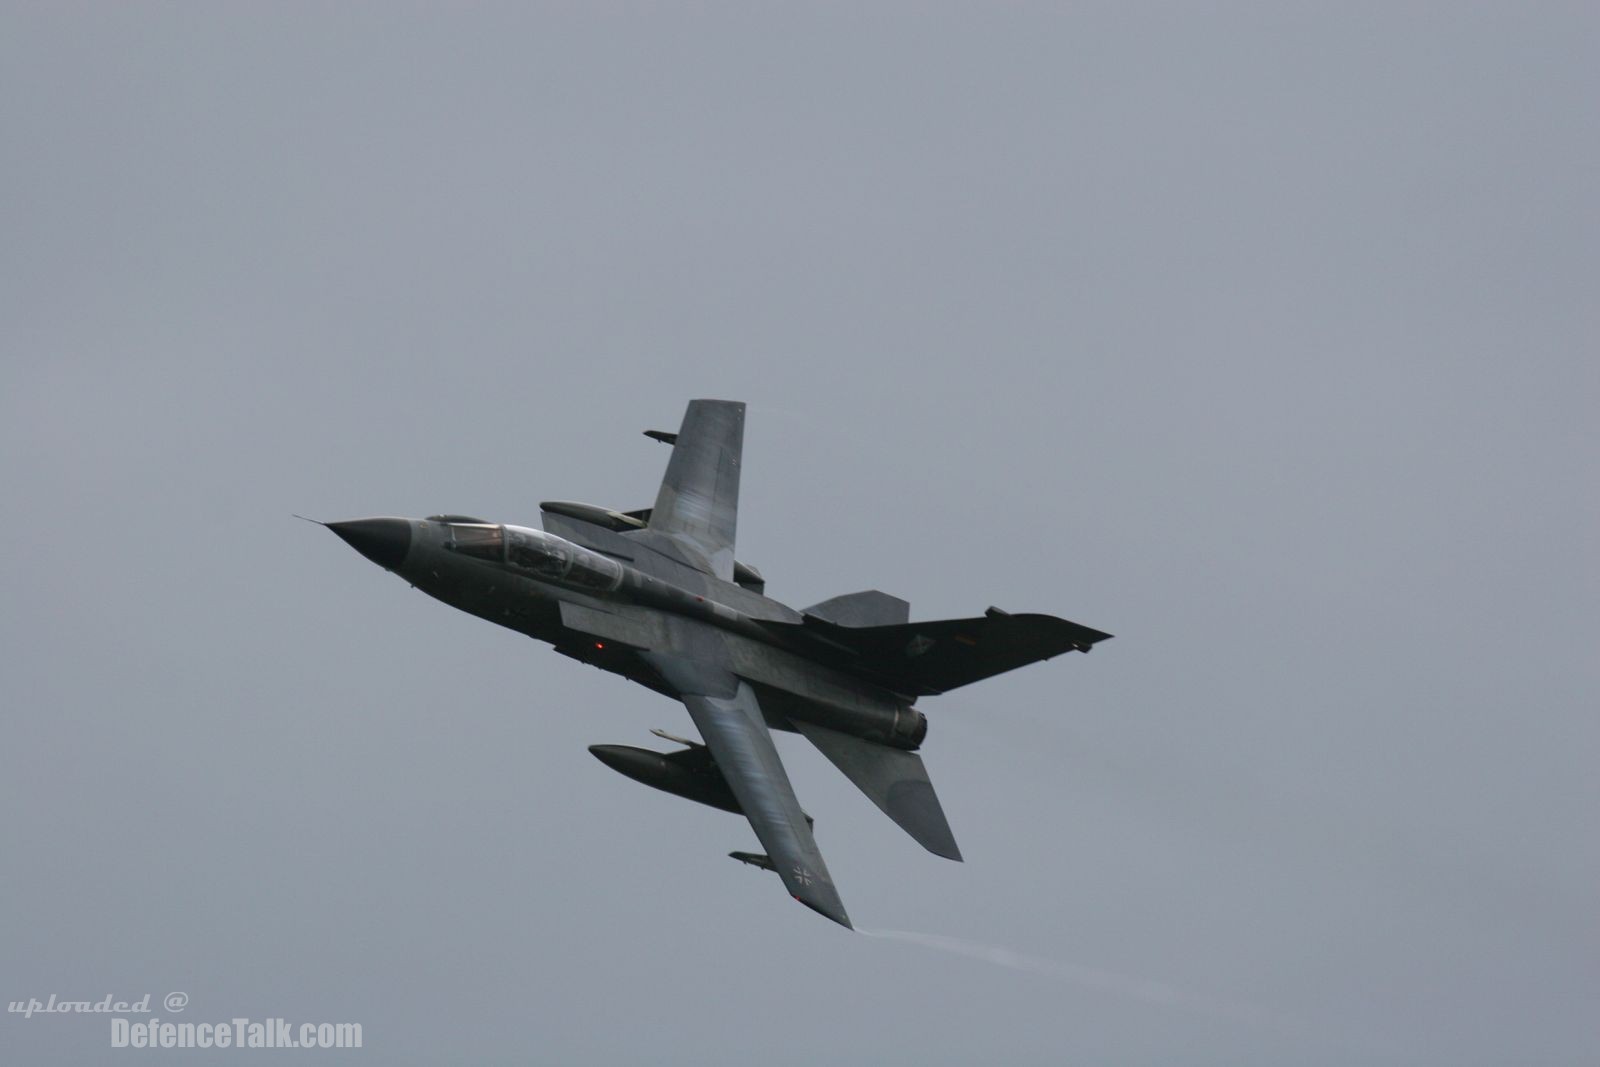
[3,4,1595,1064]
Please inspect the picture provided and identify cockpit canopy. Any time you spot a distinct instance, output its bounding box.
[508,526,623,591]
[443,522,622,593]
[445,523,504,561]
[507,526,572,578]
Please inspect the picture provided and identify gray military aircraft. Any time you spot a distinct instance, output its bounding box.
[317,400,1110,928]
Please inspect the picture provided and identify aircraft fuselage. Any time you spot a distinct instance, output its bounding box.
[333,516,927,750]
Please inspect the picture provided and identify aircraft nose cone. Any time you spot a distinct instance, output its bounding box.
[588,745,632,773]
[328,518,412,570]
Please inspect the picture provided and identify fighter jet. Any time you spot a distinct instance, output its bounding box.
[318,400,1110,928]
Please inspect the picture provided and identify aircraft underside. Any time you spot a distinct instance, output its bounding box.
[321,399,1111,928]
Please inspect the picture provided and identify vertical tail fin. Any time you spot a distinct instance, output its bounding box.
[768,612,1112,696]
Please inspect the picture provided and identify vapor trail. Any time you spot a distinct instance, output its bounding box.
[856,927,1272,1027]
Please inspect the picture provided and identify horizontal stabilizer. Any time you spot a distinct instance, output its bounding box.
[792,720,961,861]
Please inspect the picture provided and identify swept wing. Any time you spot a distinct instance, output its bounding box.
[641,651,851,928]
[631,399,744,581]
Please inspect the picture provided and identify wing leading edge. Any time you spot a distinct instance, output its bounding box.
[640,651,851,929]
